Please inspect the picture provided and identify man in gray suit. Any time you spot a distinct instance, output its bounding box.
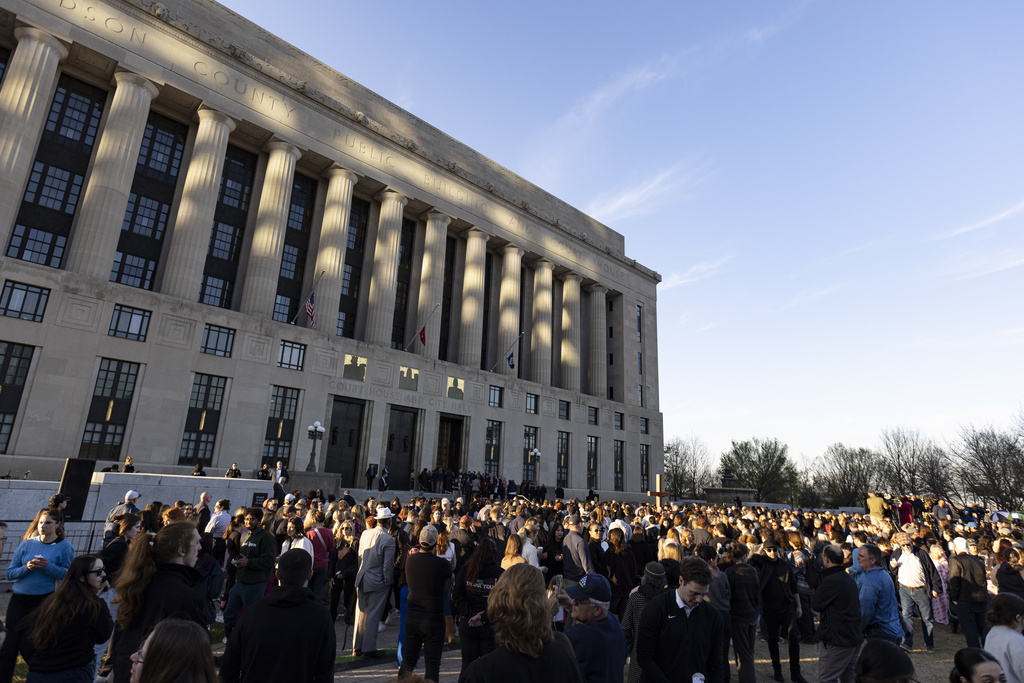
[352,506,396,657]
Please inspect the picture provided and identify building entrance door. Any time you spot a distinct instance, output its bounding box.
[325,398,364,487]
[435,414,463,472]
[385,407,417,489]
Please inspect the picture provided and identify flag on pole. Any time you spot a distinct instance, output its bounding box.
[419,326,426,345]
[304,291,316,329]
[507,351,515,370]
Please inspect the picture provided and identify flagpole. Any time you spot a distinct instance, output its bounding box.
[489,332,525,373]
[290,269,326,325]
[403,302,441,351]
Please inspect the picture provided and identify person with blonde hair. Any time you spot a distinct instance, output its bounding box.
[459,564,584,682]
[501,533,527,570]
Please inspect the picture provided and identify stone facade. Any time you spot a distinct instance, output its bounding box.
[0,0,663,496]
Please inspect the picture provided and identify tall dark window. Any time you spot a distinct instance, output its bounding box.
[0,46,10,83]
[0,341,34,454]
[80,359,138,460]
[8,75,106,269]
[614,440,625,491]
[523,426,538,484]
[274,172,316,323]
[200,144,256,308]
[391,218,415,349]
[263,386,298,466]
[112,112,187,289]
[587,436,599,489]
[337,197,368,337]
[640,444,650,493]
[484,420,502,477]
[438,236,457,361]
[557,431,570,489]
[178,373,226,466]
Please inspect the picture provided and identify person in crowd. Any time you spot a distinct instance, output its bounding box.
[280,516,313,560]
[562,514,594,584]
[996,549,1024,601]
[305,509,335,604]
[400,525,453,683]
[0,509,74,683]
[949,648,1007,683]
[330,519,359,623]
[565,573,627,683]
[501,533,527,570]
[890,531,942,653]
[812,544,863,683]
[604,526,638,619]
[453,538,503,674]
[190,463,206,476]
[353,506,396,657]
[104,490,141,541]
[20,554,112,681]
[106,522,206,683]
[221,548,335,683]
[621,561,667,683]
[857,543,903,644]
[128,618,217,683]
[223,508,276,639]
[637,556,724,683]
[726,541,760,683]
[751,538,807,682]
[854,639,915,683]
[122,457,136,473]
[931,542,951,628]
[950,535,991,649]
[458,563,585,683]
[204,499,231,563]
[983,593,1024,683]
[225,463,243,478]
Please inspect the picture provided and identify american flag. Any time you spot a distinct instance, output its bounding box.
[304,291,316,329]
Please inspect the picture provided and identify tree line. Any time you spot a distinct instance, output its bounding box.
[662,411,1024,511]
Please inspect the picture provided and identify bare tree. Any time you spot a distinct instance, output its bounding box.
[877,426,934,496]
[811,443,881,509]
[719,437,799,503]
[950,425,1024,511]
[663,435,717,499]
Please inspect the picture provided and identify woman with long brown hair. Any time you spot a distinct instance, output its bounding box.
[106,522,206,683]
[0,509,74,683]
[501,534,527,570]
[453,538,503,674]
[21,554,112,681]
[459,564,584,682]
[129,618,217,683]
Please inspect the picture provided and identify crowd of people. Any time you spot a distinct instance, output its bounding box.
[2,481,1024,683]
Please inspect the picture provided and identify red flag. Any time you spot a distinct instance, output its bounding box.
[418,326,426,345]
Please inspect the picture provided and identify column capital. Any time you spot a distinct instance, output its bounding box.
[263,139,302,160]
[561,271,583,284]
[14,26,69,61]
[589,283,608,294]
[324,164,358,184]
[534,258,555,272]
[112,70,160,99]
[503,244,524,258]
[463,226,490,242]
[197,106,236,133]
[375,189,408,207]
[423,210,452,227]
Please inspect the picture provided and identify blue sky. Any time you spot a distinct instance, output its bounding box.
[218,0,1024,466]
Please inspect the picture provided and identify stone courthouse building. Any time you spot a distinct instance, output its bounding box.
[0,0,663,494]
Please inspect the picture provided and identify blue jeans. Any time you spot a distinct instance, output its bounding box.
[899,584,935,648]
[224,580,267,632]
[308,567,328,604]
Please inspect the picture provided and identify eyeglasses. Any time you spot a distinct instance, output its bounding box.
[87,569,106,575]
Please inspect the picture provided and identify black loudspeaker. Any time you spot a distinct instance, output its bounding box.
[58,459,96,522]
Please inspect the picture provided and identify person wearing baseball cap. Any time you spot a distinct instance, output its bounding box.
[103,490,141,541]
[565,573,626,683]
[399,524,453,682]
[563,514,594,583]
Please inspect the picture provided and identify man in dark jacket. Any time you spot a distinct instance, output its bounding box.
[565,573,627,683]
[636,556,723,683]
[726,543,760,683]
[221,548,335,683]
[889,532,942,653]
[811,545,862,683]
[750,539,806,683]
[948,536,988,648]
[223,508,277,637]
[399,525,453,683]
[563,515,595,584]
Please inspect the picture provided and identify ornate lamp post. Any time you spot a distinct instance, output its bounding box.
[305,420,325,472]
[530,448,541,483]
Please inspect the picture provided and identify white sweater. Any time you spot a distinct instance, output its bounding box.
[984,625,1024,683]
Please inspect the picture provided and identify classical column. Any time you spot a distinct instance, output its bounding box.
[497,244,524,375]
[588,284,608,397]
[364,190,408,346]
[457,227,490,369]
[312,166,359,335]
[65,72,160,279]
[0,27,69,249]
[162,107,235,302]
[560,272,582,392]
[417,210,451,359]
[531,259,554,385]
[239,140,301,318]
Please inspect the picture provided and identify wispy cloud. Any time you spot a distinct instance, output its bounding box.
[775,283,843,312]
[946,250,1024,281]
[586,159,712,224]
[936,198,1024,239]
[553,61,674,133]
[659,255,734,292]
[743,0,811,46]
